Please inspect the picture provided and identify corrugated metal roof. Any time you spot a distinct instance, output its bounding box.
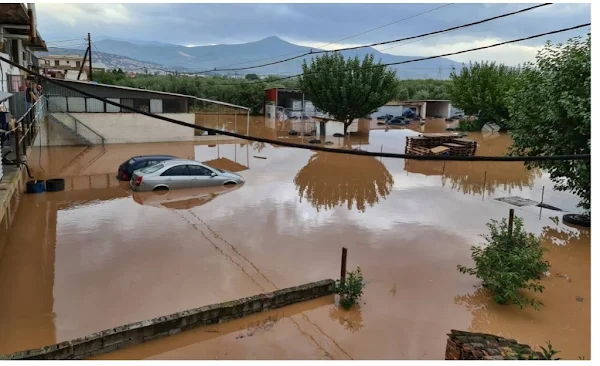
[53,79,250,110]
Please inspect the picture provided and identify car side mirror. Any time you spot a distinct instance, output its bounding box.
[211,172,217,177]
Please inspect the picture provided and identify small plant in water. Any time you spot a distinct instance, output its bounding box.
[540,342,561,360]
[457,215,549,309]
[332,267,365,310]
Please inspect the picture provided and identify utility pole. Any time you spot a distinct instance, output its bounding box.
[77,46,89,81]
[87,33,93,81]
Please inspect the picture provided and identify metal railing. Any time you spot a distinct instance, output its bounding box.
[46,96,106,146]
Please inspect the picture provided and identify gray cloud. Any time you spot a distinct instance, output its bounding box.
[37,2,590,64]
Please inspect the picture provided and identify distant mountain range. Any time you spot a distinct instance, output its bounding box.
[38,36,464,79]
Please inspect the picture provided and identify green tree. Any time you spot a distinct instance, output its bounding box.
[457,216,549,309]
[448,62,519,130]
[506,34,591,212]
[299,52,398,134]
[245,73,259,80]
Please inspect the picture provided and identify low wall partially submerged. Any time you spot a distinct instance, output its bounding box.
[1,279,334,360]
[445,330,544,360]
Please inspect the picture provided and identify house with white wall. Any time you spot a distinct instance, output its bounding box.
[0,3,47,117]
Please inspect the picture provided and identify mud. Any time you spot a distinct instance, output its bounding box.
[0,118,590,359]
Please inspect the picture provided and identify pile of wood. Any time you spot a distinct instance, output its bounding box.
[405,134,477,156]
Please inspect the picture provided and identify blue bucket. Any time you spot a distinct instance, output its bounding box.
[26,180,46,194]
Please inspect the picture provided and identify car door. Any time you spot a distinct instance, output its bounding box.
[160,165,191,190]
[187,164,220,187]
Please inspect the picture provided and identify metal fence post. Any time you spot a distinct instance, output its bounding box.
[14,123,21,167]
[340,247,348,285]
[508,208,515,239]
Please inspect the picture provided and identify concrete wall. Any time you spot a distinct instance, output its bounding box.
[445,330,544,360]
[2,279,334,360]
[36,113,196,145]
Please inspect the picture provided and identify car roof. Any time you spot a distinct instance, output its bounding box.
[160,159,206,167]
[133,155,177,161]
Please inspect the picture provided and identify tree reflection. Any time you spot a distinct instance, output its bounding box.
[294,152,394,212]
[329,305,364,333]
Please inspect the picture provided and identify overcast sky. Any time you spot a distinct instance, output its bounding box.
[36,2,590,66]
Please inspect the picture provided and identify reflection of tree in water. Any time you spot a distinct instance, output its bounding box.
[253,141,267,153]
[454,287,499,330]
[404,160,541,196]
[294,153,394,212]
[540,224,590,247]
[329,305,364,333]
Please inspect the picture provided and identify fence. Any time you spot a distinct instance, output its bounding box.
[2,95,47,168]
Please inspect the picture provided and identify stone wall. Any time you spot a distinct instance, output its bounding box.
[1,279,334,360]
[445,330,544,360]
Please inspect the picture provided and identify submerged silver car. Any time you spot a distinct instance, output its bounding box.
[130,159,245,192]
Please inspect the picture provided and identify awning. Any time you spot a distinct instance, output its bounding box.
[0,91,14,103]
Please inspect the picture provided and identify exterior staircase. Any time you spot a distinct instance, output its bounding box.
[46,99,106,147]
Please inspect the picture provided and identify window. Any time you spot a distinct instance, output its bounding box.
[140,163,164,174]
[188,165,214,176]
[76,61,81,68]
[163,99,186,113]
[133,99,150,113]
[161,165,189,176]
[54,60,59,66]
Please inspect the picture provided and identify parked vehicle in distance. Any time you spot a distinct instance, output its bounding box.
[130,159,245,192]
[387,116,409,125]
[377,114,394,120]
[117,155,177,181]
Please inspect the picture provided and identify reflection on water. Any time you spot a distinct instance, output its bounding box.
[329,305,364,333]
[454,223,590,359]
[404,133,541,196]
[0,116,590,359]
[294,152,394,212]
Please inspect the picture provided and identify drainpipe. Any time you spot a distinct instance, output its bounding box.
[28,3,37,43]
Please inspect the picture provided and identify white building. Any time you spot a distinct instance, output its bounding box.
[0,3,47,120]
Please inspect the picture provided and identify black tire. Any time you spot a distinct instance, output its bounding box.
[562,214,590,228]
[333,133,344,138]
[45,178,65,192]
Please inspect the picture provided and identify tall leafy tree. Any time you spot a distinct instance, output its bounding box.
[507,34,591,212]
[299,53,397,134]
[448,62,519,129]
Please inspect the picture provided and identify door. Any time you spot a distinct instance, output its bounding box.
[160,165,191,190]
[187,165,221,187]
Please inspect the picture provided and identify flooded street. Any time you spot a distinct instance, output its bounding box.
[0,117,590,359]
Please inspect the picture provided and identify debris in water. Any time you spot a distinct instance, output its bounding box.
[544,271,551,277]
[576,296,584,302]
[253,156,267,159]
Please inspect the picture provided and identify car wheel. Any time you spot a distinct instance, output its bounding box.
[224,181,237,187]
[562,214,590,228]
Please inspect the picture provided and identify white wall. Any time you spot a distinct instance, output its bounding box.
[315,119,358,136]
[37,113,196,145]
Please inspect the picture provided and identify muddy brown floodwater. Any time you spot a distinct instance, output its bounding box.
[0,117,590,359]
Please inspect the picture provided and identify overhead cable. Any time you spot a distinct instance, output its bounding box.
[0,53,590,163]
[209,23,590,86]
[191,3,550,74]
[205,3,452,71]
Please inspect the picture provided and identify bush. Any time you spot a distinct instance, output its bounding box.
[332,267,365,310]
[457,216,549,309]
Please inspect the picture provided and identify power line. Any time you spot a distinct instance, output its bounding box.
[0,52,590,163]
[190,3,550,75]
[206,3,452,71]
[316,3,453,50]
[209,22,590,86]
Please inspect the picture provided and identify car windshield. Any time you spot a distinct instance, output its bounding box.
[127,158,136,165]
[139,163,164,174]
